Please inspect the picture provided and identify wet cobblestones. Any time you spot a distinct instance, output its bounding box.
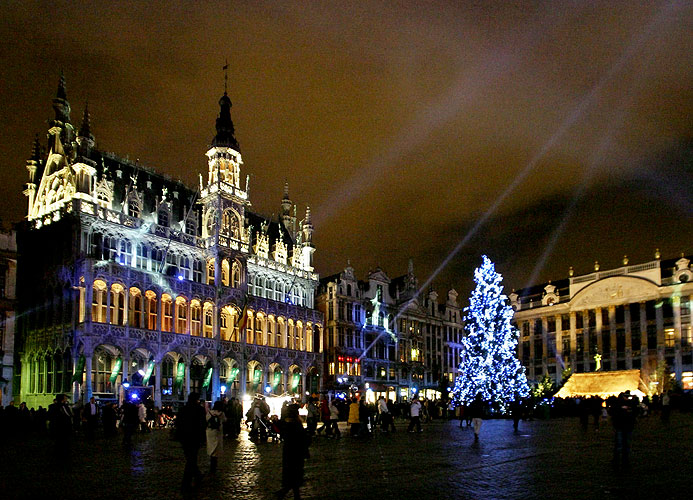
[1,413,692,499]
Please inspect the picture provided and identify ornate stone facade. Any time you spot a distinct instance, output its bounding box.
[511,254,693,391]
[16,75,323,408]
[316,260,463,401]
[0,230,17,406]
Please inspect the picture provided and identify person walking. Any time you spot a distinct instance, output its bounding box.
[83,396,99,439]
[276,404,310,500]
[347,398,360,436]
[206,401,227,474]
[468,393,485,441]
[177,392,207,491]
[407,397,422,433]
[510,398,522,432]
[328,399,341,438]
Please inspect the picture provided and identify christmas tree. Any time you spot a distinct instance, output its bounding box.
[452,255,529,412]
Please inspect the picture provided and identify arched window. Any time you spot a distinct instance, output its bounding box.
[190,300,202,336]
[92,280,107,322]
[255,313,264,346]
[287,320,295,350]
[145,291,158,330]
[203,304,214,338]
[306,325,313,353]
[231,261,241,287]
[175,296,188,334]
[161,294,173,332]
[221,259,230,286]
[267,317,275,347]
[129,288,143,328]
[110,284,125,326]
[296,321,304,351]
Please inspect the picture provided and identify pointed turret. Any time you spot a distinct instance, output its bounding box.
[52,72,71,125]
[77,101,95,155]
[300,205,315,271]
[24,135,43,215]
[280,180,295,233]
[211,92,240,151]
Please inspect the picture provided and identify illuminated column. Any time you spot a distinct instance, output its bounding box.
[123,286,130,328]
[122,347,130,382]
[555,315,563,384]
[595,309,603,357]
[72,355,80,403]
[609,306,616,370]
[656,301,664,362]
[105,284,112,324]
[85,280,93,324]
[85,354,93,401]
[640,302,647,354]
[156,297,162,332]
[625,306,632,369]
[301,370,307,400]
[570,312,577,373]
[154,360,162,407]
[528,320,535,380]
[185,362,191,397]
[186,301,192,335]
[211,360,220,402]
[674,296,683,382]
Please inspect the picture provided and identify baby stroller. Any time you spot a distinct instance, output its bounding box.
[266,416,282,443]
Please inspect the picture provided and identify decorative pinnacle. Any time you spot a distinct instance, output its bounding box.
[57,71,67,100]
[79,101,93,139]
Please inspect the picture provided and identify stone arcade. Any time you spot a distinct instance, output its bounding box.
[16,74,323,408]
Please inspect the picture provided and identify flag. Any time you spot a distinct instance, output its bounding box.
[142,359,155,386]
[237,295,250,333]
[202,367,213,389]
[109,357,122,384]
[175,361,185,390]
[71,355,85,383]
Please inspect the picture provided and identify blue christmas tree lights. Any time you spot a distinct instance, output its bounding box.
[452,255,529,412]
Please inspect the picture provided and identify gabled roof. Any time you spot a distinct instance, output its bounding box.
[555,370,649,399]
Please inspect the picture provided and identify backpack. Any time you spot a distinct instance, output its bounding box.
[207,414,221,430]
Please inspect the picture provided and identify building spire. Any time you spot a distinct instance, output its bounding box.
[52,71,71,124]
[211,67,240,150]
[79,101,93,139]
[77,101,95,154]
[30,134,42,162]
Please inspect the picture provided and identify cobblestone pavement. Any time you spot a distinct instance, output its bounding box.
[1,413,691,499]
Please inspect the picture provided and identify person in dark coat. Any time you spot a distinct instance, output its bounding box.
[276,404,310,499]
[610,391,638,472]
[121,400,139,445]
[102,402,118,437]
[177,392,207,491]
[47,394,74,465]
[509,398,523,432]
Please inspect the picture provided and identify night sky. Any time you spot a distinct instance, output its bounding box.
[1,1,691,300]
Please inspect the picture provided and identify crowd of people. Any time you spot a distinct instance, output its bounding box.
[1,387,685,495]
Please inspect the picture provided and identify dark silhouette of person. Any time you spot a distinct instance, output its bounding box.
[177,392,206,491]
[276,403,311,499]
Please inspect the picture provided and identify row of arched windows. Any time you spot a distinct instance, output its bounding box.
[86,280,319,351]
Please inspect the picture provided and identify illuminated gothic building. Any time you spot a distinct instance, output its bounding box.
[0,229,17,406]
[316,261,464,402]
[17,75,323,408]
[510,253,693,391]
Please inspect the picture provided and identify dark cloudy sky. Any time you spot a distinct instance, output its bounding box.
[1,1,691,299]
